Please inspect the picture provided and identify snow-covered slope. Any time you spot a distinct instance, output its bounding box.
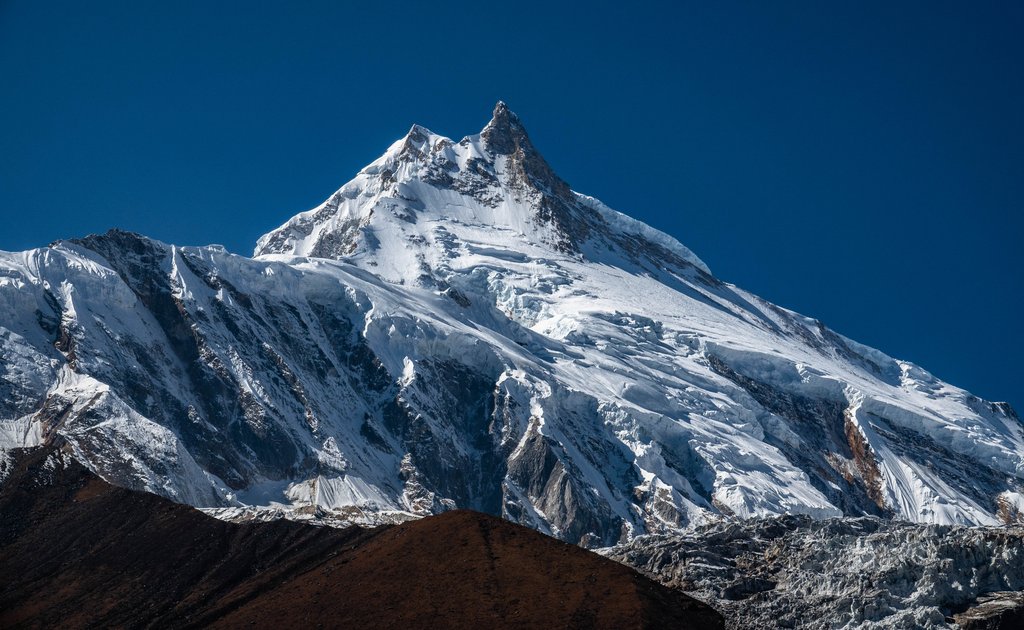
[2,103,1022,545]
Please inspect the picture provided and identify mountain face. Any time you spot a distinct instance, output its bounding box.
[1,103,1022,546]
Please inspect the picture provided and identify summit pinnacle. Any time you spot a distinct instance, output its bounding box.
[480,100,531,156]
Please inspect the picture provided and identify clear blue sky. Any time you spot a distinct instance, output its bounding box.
[1,1,1021,412]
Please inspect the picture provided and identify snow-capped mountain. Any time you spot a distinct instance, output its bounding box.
[1,103,1022,545]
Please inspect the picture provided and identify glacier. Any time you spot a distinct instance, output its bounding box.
[602,515,1024,629]
[1,102,1022,546]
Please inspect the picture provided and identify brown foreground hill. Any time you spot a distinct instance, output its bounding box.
[0,445,722,629]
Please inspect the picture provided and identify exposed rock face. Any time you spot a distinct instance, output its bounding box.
[953,592,1024,630]
[0,444,723,630]
[601,516,1024,629]
[1,103,1023,548]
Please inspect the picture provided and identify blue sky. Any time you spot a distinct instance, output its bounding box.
[1,1,1021,412]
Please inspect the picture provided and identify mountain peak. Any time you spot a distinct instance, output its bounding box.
[477,101,571,204]
[480,100,533,157]
[406,123,434,138]
[255,103,710,275]
[393,123,446,160]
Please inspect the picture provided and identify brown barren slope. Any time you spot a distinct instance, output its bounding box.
[0,445,722,629]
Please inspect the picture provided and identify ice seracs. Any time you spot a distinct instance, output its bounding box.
[602,515,1024,629]
[2,103,1022,545]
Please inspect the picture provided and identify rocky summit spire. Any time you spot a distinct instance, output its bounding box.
[480,101,571,199]
[480,101,531,156]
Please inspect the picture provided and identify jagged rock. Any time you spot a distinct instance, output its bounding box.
[953,592,1024,629]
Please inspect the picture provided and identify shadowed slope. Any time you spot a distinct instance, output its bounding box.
[0,445,722,629]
